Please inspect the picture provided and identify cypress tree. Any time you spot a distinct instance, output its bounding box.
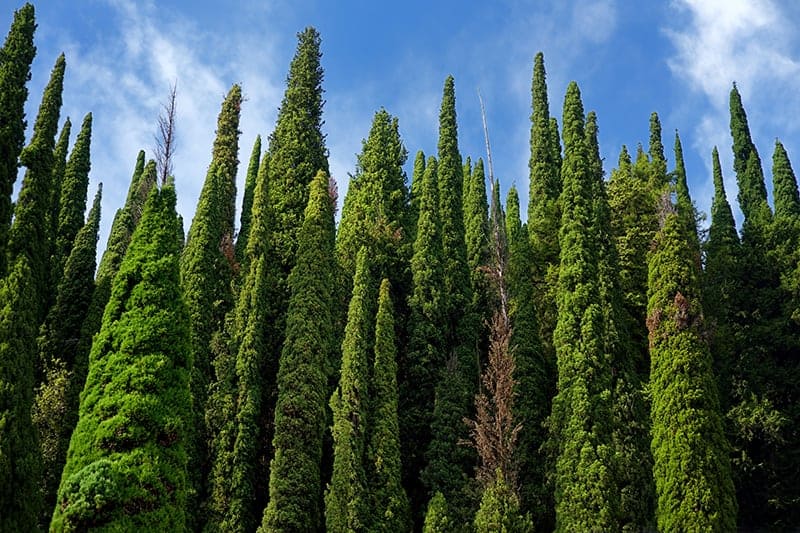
[7,53,64,324]
[53,112,92,286]
[51,179,191,531]
[423,492,452,533]
[549,82,617,531]
[771,140,800,322]
[0,2,36,277]
[401,156,445,523]
[269,27,329,281]
[505,186,549,524]
[34,186,101,525]
[772,140,800,221]
[180,84,241,518]
[408,149,426,241]
[48,118,71,273]
[260,171,336,532]
[648,112,668,188]
[0,254,42,531]
[205,151,280,532]
[464,157,491,338]
[367,278,411,532]
[648,200,736,532]
[326,248,372,532]
[473,470,533,533]
[235,134,262,266]
[730,83,770,230]
[673,131,701,252]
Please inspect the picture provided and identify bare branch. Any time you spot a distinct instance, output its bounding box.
[155,82,177,185]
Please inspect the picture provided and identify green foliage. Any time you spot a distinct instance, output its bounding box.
[0,255,43,531]
[0,2,36,277]
[505,186,550,524]
[408,149,426,242]
[180,84,242,521]
[474,470,533,533]
[269,27,329,280]
[34,186,101,524]
[260,171,336,532]
[549,82,617,532]
[51,179,192,532]
[423,492,452,533]
[48,118,71,287]
[235,134,262,267]
[7,53,64,324]
[772,140,800,221]
[464,158,491,337]
[367,278,411,532]
[326,248,372,532]
[648,203,737,532]
[648,112,667,187]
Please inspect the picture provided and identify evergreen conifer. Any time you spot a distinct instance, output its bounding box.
[235,134,262,266]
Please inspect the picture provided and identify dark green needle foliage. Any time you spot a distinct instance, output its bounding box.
[48,118,71,274]
[34,186,101,524]
[367,278,411,532]
[408,149,426,241]
[505,186,549,524]
[53,112,92,286]
[268,27,329,280]
[50,179,192,532]
[326,248,372,532]
[464,158,491,339]
[0,2,36,277]
[401,155,445,523]
[647,199,736,533]
[0,256,42,531]
[235,134,262,266]
[673,131,700,251]
[549,82,617,532]
[260,171,336,532]
[7,53,64,324]
[180,84,241,517]
[772,140,800,221]
[771,140,800,325]
[473,470,533,533]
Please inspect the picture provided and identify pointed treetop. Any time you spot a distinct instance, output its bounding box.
[673,130,692,210]
[772,139,800,220]
[710,146,738,241]
[649,112,667,183]
[236,134,263,264]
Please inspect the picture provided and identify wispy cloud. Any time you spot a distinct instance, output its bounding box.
[665,0,800,222]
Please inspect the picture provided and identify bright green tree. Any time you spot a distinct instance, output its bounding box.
[0,254,42,531]
[474,470,533,533]
[34,186,101,525]
[549,82,617,532]
[53,112,92,286]
[0,2,36,277]
[235,134,262,266]
[50,178,192,531]
[180,84,241,518]
[505,186,549,524]
[7,53,64,324]
[423,492,452,533]
[260,171,336,532]
[367,278,411,532]
[648,200,737,532]
[326,248,372,532]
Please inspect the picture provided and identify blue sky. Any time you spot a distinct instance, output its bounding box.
[5,0,800,248]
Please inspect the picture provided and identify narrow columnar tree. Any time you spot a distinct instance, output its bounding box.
[51,178,192,531]
[474,470,533,533]
[269,27,329,280]
[48,118,71,274]
[53,112,92,286]
[771,140,800,324]
[673,131,700,251]
[423,492,452,533]
[7,53,64,324]
[549,82,617,531]
[505,186,549,524]
[772,140,800,221]
[408,149,426,241]
[648,112,668,188]
[0,254,42,531]
[367,278,411,532]
[180,84,242,517]
[401,156,445,523]
[648,200,736,532]
[326,248,372,532]
[261,171,336,532]
[235,134,262,266]
[34,186,101,525]
[0,2,36,277]
[464,158,491,339]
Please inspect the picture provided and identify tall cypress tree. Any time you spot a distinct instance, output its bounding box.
[505,185,549,525]
[473,470,533,533]
[771,140,800,323]
[235,134,262,266]
[260,171,336,532]
[408,149,426,242]
[772,140,800,221]
[0,2,36,277]
[326,248,372,532]
[53,112,92,286]
[401,156,445,524]
[7,53,64,324]
[48,118,71,275]
[673,131,700,252]
[648,200,736,532]
[51,179,191,531]
[180,84,242,518]
[269,27,329,281]
[367,278,411,532]
[464,157,491,340]
[0,254,42,531]
[549,82,617,531]
[33,186,101,525]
